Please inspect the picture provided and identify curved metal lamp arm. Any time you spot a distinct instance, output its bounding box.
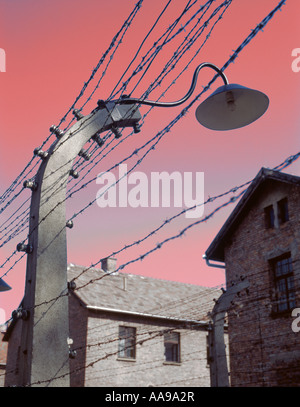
[119,62,228,108]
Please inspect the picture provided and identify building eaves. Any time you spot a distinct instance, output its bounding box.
[85,304,209,327]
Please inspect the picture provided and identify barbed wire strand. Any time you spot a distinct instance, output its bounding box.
[0,0,145,209]
[1,0,291,338]
[0,1,232,273]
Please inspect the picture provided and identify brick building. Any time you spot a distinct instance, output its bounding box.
[0,327,8,387]
[205,167,300,387]
[4,259,225,387]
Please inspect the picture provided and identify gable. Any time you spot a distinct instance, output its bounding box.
[205,168,300,263]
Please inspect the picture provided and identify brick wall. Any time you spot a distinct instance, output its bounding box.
[0,331,8,387]
[69,295,211,387]
[224,181,300,386]
[4,290,216,387]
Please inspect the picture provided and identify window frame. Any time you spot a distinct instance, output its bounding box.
[264,204,275,229]
[163,331,181,364]
[270,253,296,315]
[264,197,289,230]
[277,197,289,225]
[118,326,136,360]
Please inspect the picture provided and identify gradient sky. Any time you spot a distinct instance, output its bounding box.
[1,0,300,323]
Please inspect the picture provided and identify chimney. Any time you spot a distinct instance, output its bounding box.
[101,257,117,274]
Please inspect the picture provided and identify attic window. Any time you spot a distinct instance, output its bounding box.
[264,198,289,229]
[264,205,275,229]
[277,197,289,225]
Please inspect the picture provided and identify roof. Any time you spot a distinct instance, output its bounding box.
[205,167,300,263]
[68,263,220,324]
[3,264,220,342]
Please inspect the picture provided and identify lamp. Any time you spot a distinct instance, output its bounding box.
[119,62,269,131]
[195,83,269,130]
[0,277,11,292]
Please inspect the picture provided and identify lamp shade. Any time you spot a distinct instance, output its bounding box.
[0,278,11,292]
[195,83,269,131]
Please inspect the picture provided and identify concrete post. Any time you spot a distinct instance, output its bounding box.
[209,278,249,387]
[17,101,141,386]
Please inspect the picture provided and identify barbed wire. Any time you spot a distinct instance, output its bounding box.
[0,0,145,210]
[64,1,232,199]
[1,141,299,292]
[1,283,222,381]
[128,0,231,99]
[0,0,233,277]
[1,0,228,222]
[19,0,285,250]
[3,283,297,385]
[83,349,210,386]
[80,0,177,110]
[0,187,248,326]
[108,0,199,99]
[0,0,222,228]
[68,269,299,387]
[66,282,222,347]
[2,254,298,384]
[111,0,217,100]
[1,0,296,389]
[63,0,216,180]
[5,263,297,386]
[4,218,298,380]
[1,0,288,267]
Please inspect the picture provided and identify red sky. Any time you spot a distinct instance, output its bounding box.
[1,0,300,323]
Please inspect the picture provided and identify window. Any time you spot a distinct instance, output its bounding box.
[264,205,275,228]
[277,198,289,225]
[118,326,136,359]
[272,254,296,313]
[164,332,180,363]
[264,198,289,229]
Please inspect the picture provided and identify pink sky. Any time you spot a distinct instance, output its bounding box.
[1,0,300,322]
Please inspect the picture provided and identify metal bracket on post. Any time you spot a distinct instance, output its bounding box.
[208,278,249,387]
[18,100,142,387]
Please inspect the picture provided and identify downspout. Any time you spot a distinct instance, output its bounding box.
[202,254,226,269]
